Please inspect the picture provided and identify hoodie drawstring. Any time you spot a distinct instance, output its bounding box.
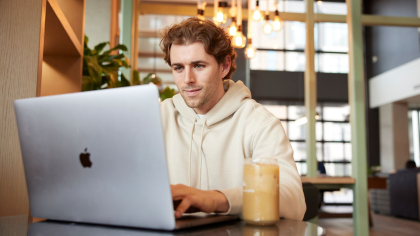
[188,119,196,187]
[198,119,207,190]
[188,118,209,190]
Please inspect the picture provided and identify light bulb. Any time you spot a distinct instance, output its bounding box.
[235,34,243,46]
[263,21,273,34]
[273,18,283,31]
[253,8,262,21]
[245,45,255,59]
[217,11,224,23]
[232,26,246,48]
[216,1,227,23]
[273,10,283,31]
[229,20,237,36]
[253,1,262,21]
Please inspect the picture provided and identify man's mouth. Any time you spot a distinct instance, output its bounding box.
[184,89,201,96]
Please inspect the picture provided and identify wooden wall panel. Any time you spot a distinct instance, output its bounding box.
[0,0,45,217]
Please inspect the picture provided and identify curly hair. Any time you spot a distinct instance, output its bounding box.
[159,17,237,80]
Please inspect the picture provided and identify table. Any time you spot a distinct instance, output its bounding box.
[0,215,326,236]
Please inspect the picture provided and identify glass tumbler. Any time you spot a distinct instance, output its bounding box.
[243,157,279,226]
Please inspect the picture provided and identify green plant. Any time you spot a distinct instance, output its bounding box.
[82,36,176,100]
[82,35,133,91]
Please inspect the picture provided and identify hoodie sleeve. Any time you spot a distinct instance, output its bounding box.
[251,117,306,220]
[218,118,306,220]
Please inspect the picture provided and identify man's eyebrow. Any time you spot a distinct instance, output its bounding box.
[171,63,183,67]
[171,60,209,67]
[191,60,209,64]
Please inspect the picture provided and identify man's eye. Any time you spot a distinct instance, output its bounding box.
[195,64,204,69]
[174,66,182,71]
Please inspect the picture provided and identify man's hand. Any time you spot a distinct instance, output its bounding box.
[171,184,229,218]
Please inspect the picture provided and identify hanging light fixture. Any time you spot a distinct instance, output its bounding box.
[245,0,255,59]
[245,39,256,59]
[272,9,283,31]
[263,15,272,34]
[262,0,272,34]
[229,0,237,17]
[197,1,207,20]
[232,25,246,48]
[252,0,262,21]
[228,0,237,36]
[216,1,228,23]
[229,17,237,36]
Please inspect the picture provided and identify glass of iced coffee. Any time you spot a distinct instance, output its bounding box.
[243,157,279,226]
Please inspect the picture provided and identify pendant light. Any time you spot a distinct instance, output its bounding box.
[263,14,273,34]
[197,1,207,21]
[252,0,262,21]
[245,0,255,58]
[229,17,238,36]
[228,0,237,36]
[272,9,283,31]
[216,1,228,24]
[245,38,256,59]
[233,25,246,48]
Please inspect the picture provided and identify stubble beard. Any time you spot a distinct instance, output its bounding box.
[181,80,219,109]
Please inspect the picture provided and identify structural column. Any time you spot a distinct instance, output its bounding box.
[120,0,137,82]
[347,0,369,235]
[379,103,410,173]
[304,0,317,178]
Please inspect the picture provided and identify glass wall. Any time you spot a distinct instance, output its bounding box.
[250,0,349,73]
[262,102,351,176]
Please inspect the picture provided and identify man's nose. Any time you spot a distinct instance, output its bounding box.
[184,67,196,84]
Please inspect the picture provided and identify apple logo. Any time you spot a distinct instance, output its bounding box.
[80,148,92,168]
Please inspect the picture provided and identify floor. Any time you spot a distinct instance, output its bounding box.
[317,208,420,236]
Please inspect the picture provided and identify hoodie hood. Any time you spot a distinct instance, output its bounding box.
[172,80,251,126]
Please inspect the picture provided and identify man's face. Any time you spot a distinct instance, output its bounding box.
[170,42,230,114]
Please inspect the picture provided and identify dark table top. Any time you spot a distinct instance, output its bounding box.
[0,215,325,236]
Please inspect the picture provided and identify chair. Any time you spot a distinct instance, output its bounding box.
[302,182,319,221]
[389,169,420,220]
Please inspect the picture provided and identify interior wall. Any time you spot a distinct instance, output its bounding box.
[85,0,112,49]
[379,103,410,173]
[363,0,420,167]
[0,0,43,217]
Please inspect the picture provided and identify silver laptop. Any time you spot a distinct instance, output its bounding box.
[14,85,236,230]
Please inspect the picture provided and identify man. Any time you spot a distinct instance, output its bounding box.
[159,18,306,220]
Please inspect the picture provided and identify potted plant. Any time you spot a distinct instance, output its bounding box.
[82,36,175,100]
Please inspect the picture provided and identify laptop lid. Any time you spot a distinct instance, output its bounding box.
[14,85,176,230]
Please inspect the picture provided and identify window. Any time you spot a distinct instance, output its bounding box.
[137,14,190,91]
[263,102,351,176]
[250,1,349,73]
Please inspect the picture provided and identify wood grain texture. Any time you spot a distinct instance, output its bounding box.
[0,215,30,236]
[0,0,44,217]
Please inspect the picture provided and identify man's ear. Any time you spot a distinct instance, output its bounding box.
[220,55,231,79]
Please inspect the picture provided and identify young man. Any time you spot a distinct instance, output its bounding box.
[159,18,306,220]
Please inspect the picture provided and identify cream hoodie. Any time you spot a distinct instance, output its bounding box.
[160,80,306,220]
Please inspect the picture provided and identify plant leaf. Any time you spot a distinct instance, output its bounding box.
[84,56,103,87]
[94,42,108,55]
[160,86,176,101]
[120,73,131,87]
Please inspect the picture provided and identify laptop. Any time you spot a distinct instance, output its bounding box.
[14,85,237,230]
